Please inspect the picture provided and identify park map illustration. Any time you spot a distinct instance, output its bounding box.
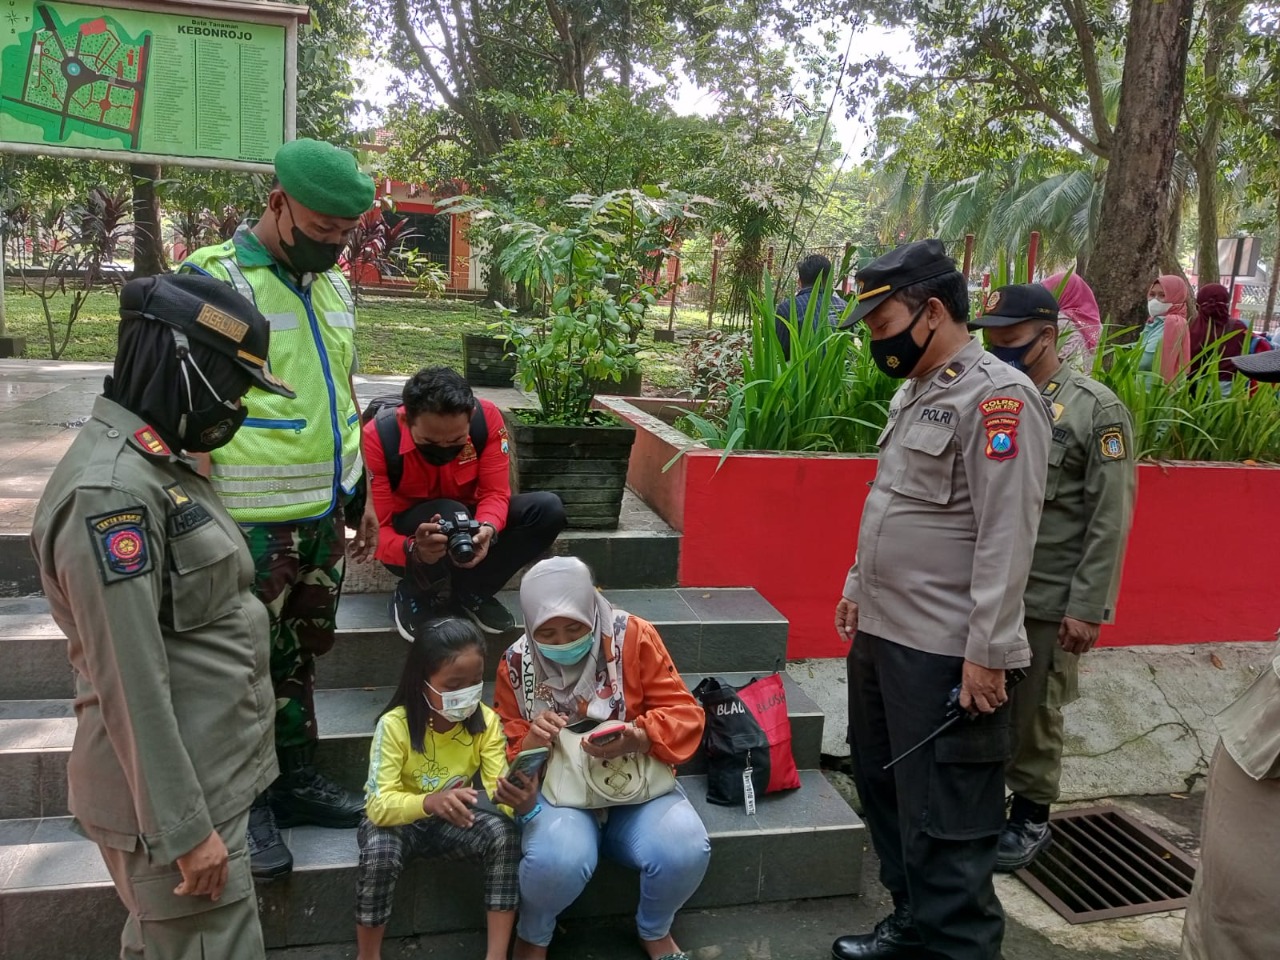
[1,2,149,150]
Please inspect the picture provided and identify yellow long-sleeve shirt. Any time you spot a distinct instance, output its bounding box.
[364,704,509,827]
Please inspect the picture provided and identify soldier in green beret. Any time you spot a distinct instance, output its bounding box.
[180,139,377,878]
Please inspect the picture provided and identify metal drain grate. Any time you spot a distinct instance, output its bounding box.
[1015,805,1197,923]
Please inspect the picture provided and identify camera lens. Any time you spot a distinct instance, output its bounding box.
[449,532,475,564]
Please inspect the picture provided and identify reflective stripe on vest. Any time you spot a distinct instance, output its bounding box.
[181,243,362,524]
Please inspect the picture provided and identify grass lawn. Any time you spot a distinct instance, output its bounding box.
[2,290,722,392]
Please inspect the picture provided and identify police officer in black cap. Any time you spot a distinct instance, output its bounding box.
[833,241,1050,960]
[31,274,293,959]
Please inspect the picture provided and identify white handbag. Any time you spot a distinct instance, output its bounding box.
[541,720,677,809]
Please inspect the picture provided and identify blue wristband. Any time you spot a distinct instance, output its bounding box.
[517,802,542,825]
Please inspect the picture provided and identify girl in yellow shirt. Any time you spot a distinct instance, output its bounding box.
[356,618,537,960]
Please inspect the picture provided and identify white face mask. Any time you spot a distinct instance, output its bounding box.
[1147,298,1169,318]
[424,681,484,723]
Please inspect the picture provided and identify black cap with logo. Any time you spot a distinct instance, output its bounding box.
[969,283,1061,328]
[119,274,296,398]
[841,238,961,327]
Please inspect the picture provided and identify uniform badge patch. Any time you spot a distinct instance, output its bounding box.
[195,303,249,343]
[457,439,478,464]
[498,426,510,456]
[984,416,1020,461]
[133,427,170,457]
[86,507,154,584]
[938,362,965,384]
[163,483,191,507]
[983,290,1002,314]
[1098,424,1127,461]
[978,397,1024,417]
[1051,402,1065,422]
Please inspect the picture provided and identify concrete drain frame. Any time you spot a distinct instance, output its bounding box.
[1015,805,1197,923]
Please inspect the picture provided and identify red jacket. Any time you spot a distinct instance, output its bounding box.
[364,398,511,566]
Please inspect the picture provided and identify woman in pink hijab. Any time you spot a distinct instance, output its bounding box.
[1139,275,1191,383]
[1042,272,1102,371]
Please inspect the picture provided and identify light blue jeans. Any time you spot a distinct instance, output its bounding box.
[516,788,711,946]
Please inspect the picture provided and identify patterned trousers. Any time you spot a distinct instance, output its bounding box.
[356,811,520,927]
[242,512,346,750]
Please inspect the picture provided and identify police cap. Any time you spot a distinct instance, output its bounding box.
[841,239,961,327]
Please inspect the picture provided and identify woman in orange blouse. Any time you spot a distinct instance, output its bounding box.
[494,557,709,960]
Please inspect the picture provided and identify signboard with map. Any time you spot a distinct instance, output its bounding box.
[0,0,297,167]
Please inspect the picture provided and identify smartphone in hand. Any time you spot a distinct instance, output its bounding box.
[586,723,627,746]
[508,746,550,783]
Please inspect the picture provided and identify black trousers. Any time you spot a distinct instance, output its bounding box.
[847,632,1010,960]
[384,493,566,600]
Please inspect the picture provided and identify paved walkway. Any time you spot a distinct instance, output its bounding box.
[268,788,1199,960]
[0,359,527,535]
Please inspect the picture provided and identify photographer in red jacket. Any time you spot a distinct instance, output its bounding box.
[365,367,566,638]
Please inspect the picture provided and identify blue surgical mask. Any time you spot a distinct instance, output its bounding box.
[536,633,596,665]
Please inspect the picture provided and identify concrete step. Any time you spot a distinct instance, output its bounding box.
[0,491,679,599]
[0,772,864,957]
[0,588,789,701]
[0,674,823,821]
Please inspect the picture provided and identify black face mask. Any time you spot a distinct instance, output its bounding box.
[183,402,249,452]
[989,332,1050,374]
[870,302,934,379]
[176,342,250,452]
[278,199,343,276]
[416,442,465,466]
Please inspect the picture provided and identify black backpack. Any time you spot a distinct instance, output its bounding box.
[361,395,489,491]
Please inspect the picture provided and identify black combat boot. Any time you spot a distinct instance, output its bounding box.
[270,743,365,828]
[996,795,1052,872]
[832,901,926,959]
[247,792,293,880]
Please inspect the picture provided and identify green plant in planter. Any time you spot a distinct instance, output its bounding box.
[446,188,711,425]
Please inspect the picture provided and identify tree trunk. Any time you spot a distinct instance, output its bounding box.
[1193,0,1246,285]
[1266,208,1280,333]
[130,163,167,277]
[1088,0,1194,333]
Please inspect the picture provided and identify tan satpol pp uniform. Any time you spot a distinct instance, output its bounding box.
[1008,369,1136,804]
[31,397,278,959]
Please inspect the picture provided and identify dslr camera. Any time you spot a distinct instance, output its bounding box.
[436,511,483,564]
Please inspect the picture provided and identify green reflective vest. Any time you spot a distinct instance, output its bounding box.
[180,232,361,524]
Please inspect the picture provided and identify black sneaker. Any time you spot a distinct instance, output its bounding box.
[272,764,365,829]
[247,794,293,880]
[996,818,1053,872]
[456,593,515,634]
[390,580,445,641]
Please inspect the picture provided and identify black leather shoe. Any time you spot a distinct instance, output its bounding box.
[270,745,365,828]
[832,904,925,959]
[996,817,1052,872]
[248,793,293,880]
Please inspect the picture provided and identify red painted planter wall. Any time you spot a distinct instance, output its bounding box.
[610,400,1280,659]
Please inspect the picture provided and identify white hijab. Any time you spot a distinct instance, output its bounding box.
[518,557,620,714]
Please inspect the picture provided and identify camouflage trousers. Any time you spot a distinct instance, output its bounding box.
[243,512,346,750]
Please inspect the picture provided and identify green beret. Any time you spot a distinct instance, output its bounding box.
[274,139,375,219]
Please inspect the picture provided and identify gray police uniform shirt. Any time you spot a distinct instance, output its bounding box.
[843,337,1050,669]
[1216,642,1280,781]
[30,396,277,861]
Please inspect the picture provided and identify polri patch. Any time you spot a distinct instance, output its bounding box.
[979,397,1024,417]
[85,507,154,584]
[133,427,170,458]
[1098,424,1127,461]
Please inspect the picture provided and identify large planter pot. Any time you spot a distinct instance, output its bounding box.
[589,369,643,397]
[463,334,517,387]
[502,408,637,530]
